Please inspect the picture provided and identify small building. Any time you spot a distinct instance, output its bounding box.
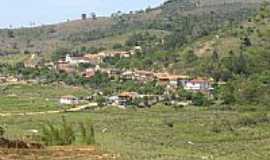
[155,73,189,88]
[134,70,155,82]
[108,51,131,58]
[121,71,134,80]
[60,96,80,105]
[6,76,19,83]
[65,54,91,65]
[118,92,138,105]
[84,54,103,65]
[184,79,214,93]
[108,96,120,105]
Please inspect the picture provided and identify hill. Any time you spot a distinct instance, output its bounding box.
[0,0,266,61]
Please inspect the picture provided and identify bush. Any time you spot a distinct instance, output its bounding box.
[41,117,95,146]
[113,43,123,50]
[41,116,75,146]
[79,120,95,145]
[191,92,211,106]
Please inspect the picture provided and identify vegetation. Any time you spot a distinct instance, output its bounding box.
[41,116,95,146]
[0,1,270,160]
[1,106,270,159]
[0,84,90,112]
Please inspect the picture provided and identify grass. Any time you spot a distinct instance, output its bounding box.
[1,104,270,160]
[0,53,30,65]
[0,84,90,112]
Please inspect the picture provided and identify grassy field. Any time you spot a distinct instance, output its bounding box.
[1,84,270,160]
[1,104,270,160]
[0,84,90,112]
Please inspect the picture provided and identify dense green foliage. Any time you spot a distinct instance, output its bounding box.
[41,116,95,146]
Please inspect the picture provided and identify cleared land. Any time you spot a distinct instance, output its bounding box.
[0,84,90,112]
[1,103,270,160]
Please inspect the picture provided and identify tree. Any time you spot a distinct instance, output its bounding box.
[7,30,15,38]
[191,92,210,106]
[234,52,249,75]
[241,36,252,47]
[183,49,198,64]
[51,48,69,62]
[91,12,97,20]
[113,43,123,50]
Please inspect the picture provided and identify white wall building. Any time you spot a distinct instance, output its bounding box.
[60,96,80,105]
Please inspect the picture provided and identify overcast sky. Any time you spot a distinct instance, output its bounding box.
[0,0,165,28]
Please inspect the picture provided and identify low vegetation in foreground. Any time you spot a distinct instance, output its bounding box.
[1,105,270,160]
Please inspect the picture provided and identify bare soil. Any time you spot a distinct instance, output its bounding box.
[0,146,117,160]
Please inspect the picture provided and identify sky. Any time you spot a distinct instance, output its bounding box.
[0,0,165,28]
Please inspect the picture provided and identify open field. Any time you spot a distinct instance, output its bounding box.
[1,105,270,160]
[0,84,90,112]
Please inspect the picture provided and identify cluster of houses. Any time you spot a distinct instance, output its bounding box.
[58,71,215,108]
[55,47,142,74]
[19,47,217,108]
[98,69,214,93]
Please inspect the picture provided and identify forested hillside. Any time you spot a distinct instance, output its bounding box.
[0,0,266,60]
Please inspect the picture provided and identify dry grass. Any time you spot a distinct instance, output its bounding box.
[0,146,117,160]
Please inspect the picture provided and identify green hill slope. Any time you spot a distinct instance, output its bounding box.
[0,0,266,61]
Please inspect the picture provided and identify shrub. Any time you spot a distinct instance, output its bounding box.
[41,117,95,146]
[191,92,211,106]
[41,116,76,146]
[79,120,95,145]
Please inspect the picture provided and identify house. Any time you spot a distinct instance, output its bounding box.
[82,68,96,79]
[108,51,131,58]
[118,92,138,105]
[83,54,103,65]
[121,71,134,80]
[184,79,214,93]
[59,96,80,105]
[155,73,190,88]
[134,70,155,82]
[108,96,120,105]
[6,76,19,83]
[55,61,76,73]
[65,54,91,65]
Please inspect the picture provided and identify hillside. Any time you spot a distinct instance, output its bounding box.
[0,0,266,61]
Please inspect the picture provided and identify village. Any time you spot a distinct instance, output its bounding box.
[0,46,218,109]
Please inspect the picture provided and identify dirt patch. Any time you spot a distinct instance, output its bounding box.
[0,146,117,160]
[196,41,215,56]
[0,138,44,149]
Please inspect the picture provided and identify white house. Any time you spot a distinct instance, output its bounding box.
[60,96,80,105]
[65,54,90,65]
[184,80,214,92]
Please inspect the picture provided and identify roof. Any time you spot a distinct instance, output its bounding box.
[155,73,190,80]
[190,79,210,83]
[60,95,78,100]
[84,54,101,59]
[135,70,153,76]
[119,92,138,98]
[71,57,90,61]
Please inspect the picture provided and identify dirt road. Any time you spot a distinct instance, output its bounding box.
[0,103,98,117]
